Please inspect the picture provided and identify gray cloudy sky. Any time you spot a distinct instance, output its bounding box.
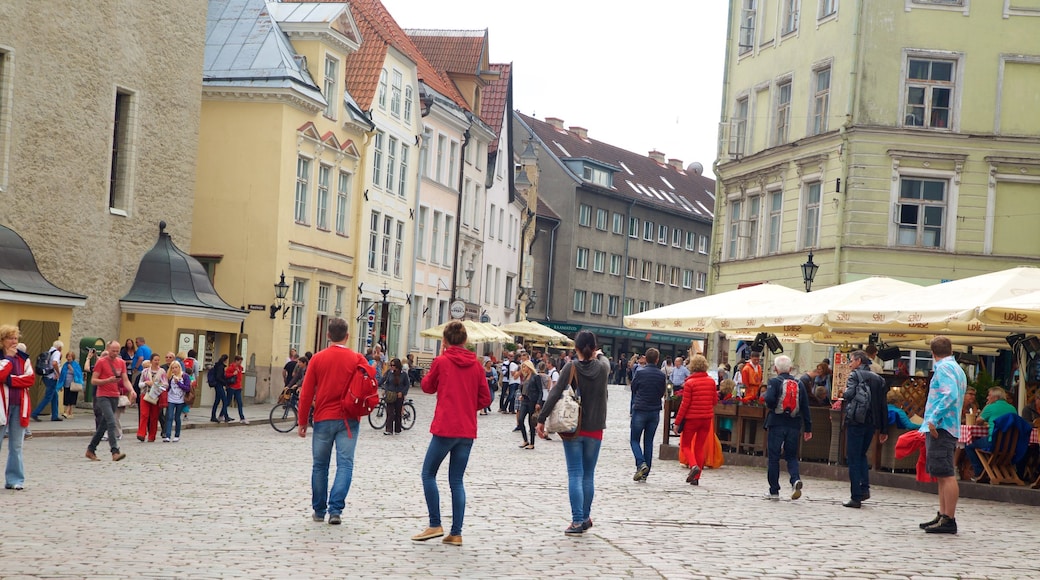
[381,0,730,171]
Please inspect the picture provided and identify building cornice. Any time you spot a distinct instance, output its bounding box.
[119,301,248,323]
[0,291,86,308]
[203,86,324,114]
[281,28,359,56]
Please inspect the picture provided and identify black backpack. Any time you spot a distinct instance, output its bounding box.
[35,349,53,376]
[844,370,872,425]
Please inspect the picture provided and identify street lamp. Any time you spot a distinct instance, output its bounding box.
[801,251,819,292]
[378,282,391,351]
[269,272,291,319]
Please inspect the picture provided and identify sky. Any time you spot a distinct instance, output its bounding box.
[380,0,731,173]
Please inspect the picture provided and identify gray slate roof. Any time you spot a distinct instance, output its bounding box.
[204,0,327,107]
[0,225,85,301]
[120,222,241,313]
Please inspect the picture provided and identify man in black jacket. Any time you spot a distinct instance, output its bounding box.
[629,348,666,482]
[843,350,890,508]
[764,355,812,500]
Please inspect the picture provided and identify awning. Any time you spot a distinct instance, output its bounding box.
[0,224,86,307]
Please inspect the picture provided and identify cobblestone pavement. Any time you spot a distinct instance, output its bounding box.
[2,386,1038,579]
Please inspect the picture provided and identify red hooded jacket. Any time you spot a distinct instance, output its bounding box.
[422,346,492,439]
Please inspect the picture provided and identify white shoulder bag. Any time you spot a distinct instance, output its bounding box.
[545,365,581,435]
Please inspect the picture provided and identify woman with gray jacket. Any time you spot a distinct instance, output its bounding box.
[536,331,610,536]
[380,358,409,435]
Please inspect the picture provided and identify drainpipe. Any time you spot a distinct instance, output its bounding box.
[833,0,867,286]
[544,219,560,320]
[449,128,471,307]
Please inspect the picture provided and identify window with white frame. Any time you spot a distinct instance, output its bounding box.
[316,164,330,229]
[658,224,668,245]
[573,290,587,312]
[897,177,947,248]
[819,0,838,18]
[489,203,496,238]
[904,57,956,129]
[576,247,589,270]
[801,182,822,249]
[295,156,310,223]
[378,69,388,110]
[699,234,709,254]
[386,136,397,193]
[289,279,306,352]
[595,208,608,230]
[372,131,384,187]
[775,79,792,145]
[485,265,493,303]
[696,271,707,291]
[442,216,453,265]
[638,300,650,313]
[436,135,446,183]
[612,212,624,234]
[317,283,330,315]
[670,267,680,287]
[682,269,693,289]
[811,67,831,135]
[381,215,392,274]
[394,220,404,277]
[495,269,502,305]
[431,211,441,264]
[629,216,639,238]
[404,85,413,123]
[730,96,748,156]
[323,55,338,119]
[782,0,800,35]
[607,295,619,317]
[768,190,783,254]
[641,260,652,281]
[727,199,743,259]
[609,254,622,276]
[643,220,654,241]
[672,228,682,248]
[398,145,408,197]
[582,165,611,187]
[335,286,344,316]
[739,0,757,54]
[498,208,505,241]
[590,292,603,315]
[578,204,592,226]
[656,263,667,284]
[747,195,761,258]
[368,212,379,270]
[505,275,514,307]
[390,69,402,117]
[627,258,637,278]
[472,186,481,231]
[685,231,696,250]
[461,179,471,226]
[336,171,350,235]
[417,207,427,259]
[624,298,635,316]
[592,250,605,273]
[448,141,458,187]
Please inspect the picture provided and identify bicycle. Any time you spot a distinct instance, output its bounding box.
[269,388,313,433]
[368,395,416,431]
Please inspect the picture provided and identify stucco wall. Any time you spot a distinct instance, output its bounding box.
[0,0,207,343]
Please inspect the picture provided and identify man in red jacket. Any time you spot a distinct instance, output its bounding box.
[298,317,370,526]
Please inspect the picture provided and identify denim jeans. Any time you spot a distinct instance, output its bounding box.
[228,388,245,419]
[846,423,875,500]
[88,397,120,455]
[311,419,360,517]
[630,409,660,471]
[165,402,185,438]
[2,401,26,487]
[562,435,602,525]
[766,424,801,495]
[421,436,474,536]
[211,384,230,420]
[506,384,519,413]
[32,377,61,420]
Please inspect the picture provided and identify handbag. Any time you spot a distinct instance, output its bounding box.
[545,365,581,435]
[384,390,399,404]
[118,395,131,407]
[143,391,159,405]
[70,382,84,393]
[184,387,196,406]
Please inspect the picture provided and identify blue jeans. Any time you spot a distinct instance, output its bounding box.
[2,401,26,487]
[630,409,660,471]
[846,423,875,500]
[421,435,474,536]
[32,377,61,420]
[766,424,801,495]
[562,435,602,525]
[211,385,229,420]
[311,419,359,517]
[165,402,185,438]
[228,388,245,420]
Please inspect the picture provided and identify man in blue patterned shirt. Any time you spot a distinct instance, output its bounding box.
[918,336,966,534]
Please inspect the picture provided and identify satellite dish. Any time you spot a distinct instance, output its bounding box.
[686,162,703,176]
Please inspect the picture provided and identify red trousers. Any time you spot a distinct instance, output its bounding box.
[680,417,713,475]
[137,400,160,441]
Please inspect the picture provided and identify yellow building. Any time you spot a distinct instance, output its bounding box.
[714,0,1040,369]
[194,0,371,402]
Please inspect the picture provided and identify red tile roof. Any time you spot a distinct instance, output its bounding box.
[516,112,716,223]
[344,0,468,111]
[536,197,560,221]
[481,63,511,153]
[404,29,487,77]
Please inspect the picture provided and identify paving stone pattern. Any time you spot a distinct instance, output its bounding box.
[2,386,1037,579]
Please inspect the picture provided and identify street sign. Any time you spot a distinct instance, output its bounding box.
[450,300,466,319]
[247,304,266,311]
[480,313,490,323]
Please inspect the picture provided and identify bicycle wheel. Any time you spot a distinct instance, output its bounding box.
[368,401,387,430]
[401,401,416,431]
[269,402,298,433]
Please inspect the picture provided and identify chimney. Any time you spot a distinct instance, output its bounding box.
[545,117,565,130]
[569,126,588,139]
[648,150,666,163]
[668,158,683,170]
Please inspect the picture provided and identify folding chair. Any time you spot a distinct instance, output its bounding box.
[976,427,1025,486]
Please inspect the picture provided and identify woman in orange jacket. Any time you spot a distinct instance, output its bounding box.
[675,355,717,485]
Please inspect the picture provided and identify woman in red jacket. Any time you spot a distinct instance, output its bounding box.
[675,354,717,485]
[1,325,35,490]
[412,321,492,547]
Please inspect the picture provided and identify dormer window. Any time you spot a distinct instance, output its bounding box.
[582,165,611,187]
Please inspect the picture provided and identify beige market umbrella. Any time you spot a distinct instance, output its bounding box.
[623,283,804,334]
[419,320,512,344]
[500,319,575,347]
[825,266,1040,338]
[976,290,1040,333]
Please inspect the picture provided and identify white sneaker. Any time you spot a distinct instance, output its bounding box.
[102,434,108,441]
[172,437,180,442]
[791,480,803,500]
[239,418,249,425]
[162,437,170,442]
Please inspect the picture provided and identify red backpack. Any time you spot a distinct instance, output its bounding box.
[774,378,801,417]
[342,352,379,421]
